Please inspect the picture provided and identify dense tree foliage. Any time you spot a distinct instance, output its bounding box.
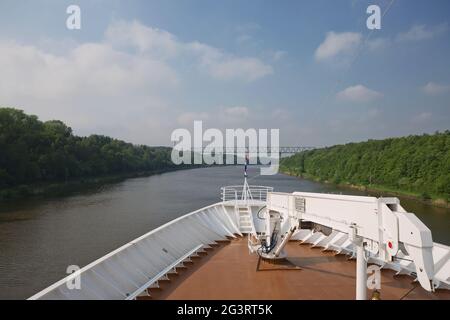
[281,132,450,200]
[0,108,176,188]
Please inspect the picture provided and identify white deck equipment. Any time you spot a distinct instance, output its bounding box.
[252,191,450,299]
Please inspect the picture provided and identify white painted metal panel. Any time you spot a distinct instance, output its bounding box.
[29,202,243,300]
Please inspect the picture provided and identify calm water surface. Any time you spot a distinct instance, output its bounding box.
[0,166,448,299]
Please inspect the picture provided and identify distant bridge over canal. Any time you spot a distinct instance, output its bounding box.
[180,146,315,156]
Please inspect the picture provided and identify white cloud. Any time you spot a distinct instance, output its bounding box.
[336,85,383,103]
[207,57,273,82]
[107,20,273,82]
[0,39,178,144]
[396,24,448,42]
[106,20,179,58]
[422,82,450,95]
[187,41,273,82]
[0,20,276,145]
[0,40,178,101]
[315,31,362,61]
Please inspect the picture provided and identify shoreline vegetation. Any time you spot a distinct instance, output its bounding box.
[280,131,450,209]
[0,107,197,200]
[281,170,449,208]
[2,108,449,208]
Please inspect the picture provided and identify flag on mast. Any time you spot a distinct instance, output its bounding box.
[244,150,249,177]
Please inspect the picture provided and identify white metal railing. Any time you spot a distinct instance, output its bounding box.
[126,244,203,300]
[221,185,273,202]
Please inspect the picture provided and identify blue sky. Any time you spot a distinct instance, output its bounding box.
[0,0,449,146]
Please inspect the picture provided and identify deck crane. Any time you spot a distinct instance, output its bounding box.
[249,191,436,300]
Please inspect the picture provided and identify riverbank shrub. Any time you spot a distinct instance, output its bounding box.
[281,131,450,200]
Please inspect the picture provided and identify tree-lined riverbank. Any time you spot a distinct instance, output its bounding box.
[0,108,180,199]
[281,132,450,207]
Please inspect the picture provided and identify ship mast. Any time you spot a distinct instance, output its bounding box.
[241,148,252,203]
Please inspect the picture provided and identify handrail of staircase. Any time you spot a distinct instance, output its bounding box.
[221,185,273,202]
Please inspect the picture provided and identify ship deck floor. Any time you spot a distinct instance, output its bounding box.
[142,237,449,300]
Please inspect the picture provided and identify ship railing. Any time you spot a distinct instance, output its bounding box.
[220,185,273,203]
[126,244,203,300]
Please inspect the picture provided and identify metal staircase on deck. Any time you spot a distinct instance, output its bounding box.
[237,206,255,234]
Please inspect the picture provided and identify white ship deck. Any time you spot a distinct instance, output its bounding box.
[141,237,450,300]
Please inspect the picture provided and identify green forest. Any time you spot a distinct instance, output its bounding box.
[2,107,449,203]
[0,108,178,195]
[281,131,450,202]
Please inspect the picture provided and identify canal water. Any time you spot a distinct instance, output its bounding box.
[0,166,448,299]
